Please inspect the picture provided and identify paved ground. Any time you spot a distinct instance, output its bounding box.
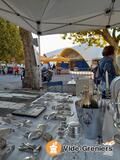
[0,74,22,90]
[0,73,76,94]
[0,73,73,90]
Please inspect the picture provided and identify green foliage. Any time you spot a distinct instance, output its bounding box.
[62,28,120,48]
[62,31,107,48]
[0,18,24,63]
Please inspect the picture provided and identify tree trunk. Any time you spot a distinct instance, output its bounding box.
[19,28,40,90]
[101,29,119,50]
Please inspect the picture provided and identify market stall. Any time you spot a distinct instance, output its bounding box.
[0,92,119,160]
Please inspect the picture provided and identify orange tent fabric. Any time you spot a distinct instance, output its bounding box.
[40,56,69,63]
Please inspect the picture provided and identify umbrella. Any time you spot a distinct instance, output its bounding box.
[0,0,119,35]
[40,56,69,63]
[40,56,49,61]
[53,56,70,62]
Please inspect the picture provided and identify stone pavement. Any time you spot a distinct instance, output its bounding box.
[0,74,73,90]
[0,74,22,90]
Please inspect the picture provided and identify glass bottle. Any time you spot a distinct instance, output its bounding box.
[82,86,91,108]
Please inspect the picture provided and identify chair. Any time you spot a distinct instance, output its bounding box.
[47,81,63,93]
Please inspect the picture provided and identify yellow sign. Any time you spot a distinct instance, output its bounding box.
[45,140,62,157]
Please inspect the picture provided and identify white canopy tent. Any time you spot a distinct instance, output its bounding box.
[0,0,120,87]
[0,0,120,35]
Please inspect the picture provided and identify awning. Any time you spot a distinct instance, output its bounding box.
[40,56,70,63]
[0,0,120,35]
[53,56,70,62]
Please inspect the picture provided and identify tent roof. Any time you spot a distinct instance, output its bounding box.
[60,48,83,59]
[0,0,120,35]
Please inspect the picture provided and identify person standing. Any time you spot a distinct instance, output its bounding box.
[21,67,25,80]
[4,65,8,74]
[91,59,100,87]
[0,65,2,74]
[98,45,117,98]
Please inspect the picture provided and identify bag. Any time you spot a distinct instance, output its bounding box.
[93,64,101,85]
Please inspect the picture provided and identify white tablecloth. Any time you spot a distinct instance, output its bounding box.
[1,92,119,160]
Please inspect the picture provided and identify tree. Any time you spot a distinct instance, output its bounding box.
[0,18,24,63]
[63,28,120,54]
[19,28,40,90]
[63,27,120,72]
[0,18,40,89]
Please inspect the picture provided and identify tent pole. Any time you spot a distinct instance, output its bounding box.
[38,34,42,88]
[37,21,42,89]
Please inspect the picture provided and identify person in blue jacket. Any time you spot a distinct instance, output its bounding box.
[98,45,117,98]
